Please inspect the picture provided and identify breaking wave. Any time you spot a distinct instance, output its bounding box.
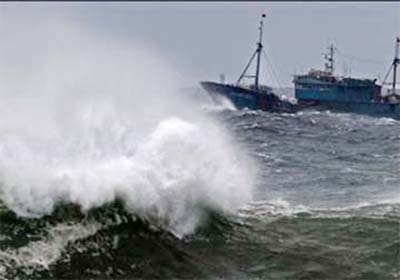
[0,11,256,237]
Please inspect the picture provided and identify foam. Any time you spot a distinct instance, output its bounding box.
[0,9,256,236]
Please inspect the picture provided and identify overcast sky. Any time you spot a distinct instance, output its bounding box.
[1,2,399,88]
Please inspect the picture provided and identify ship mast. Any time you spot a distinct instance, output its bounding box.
[255,14,265,90]
[324,44,335,74]
[236,14,266,90]
[392,37,399,92]
[382,37,400,94]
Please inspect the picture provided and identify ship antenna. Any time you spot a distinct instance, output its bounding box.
[255,13,266,90]
[236,13,266,89]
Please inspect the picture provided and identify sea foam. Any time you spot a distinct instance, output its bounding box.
[0,9,256,236]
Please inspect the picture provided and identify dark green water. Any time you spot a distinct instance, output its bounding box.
[0,110,399,279]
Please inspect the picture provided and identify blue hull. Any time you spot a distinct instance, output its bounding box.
[200,81,296,113]
[298,100,400,119]
[201,81,400,119]
[294,81,400,119]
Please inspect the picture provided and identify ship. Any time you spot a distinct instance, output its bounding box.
[293,38,400,119]
[200,14,296,113]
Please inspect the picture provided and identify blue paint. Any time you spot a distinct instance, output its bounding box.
[293,71,400,119]
[200,81,295,112]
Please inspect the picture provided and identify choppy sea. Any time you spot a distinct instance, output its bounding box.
[0,99,399,279]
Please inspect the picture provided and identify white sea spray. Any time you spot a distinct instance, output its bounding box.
[0,9,256,237]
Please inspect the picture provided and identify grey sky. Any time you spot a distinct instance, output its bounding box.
[1,2,399,88]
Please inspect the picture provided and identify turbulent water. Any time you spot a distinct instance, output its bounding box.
[0,10,399,279]
[0,105,399,279]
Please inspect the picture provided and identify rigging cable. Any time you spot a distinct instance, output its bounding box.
[381,63,394,86]
[261,48,285,97]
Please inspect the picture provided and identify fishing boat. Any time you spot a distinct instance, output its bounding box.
[293,38,400,119]
[200,14,296,113]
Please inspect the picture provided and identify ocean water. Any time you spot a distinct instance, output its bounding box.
[0,104,399,279]
[0,11,398,279]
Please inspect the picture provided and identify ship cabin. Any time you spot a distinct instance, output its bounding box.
[294,69,381,103]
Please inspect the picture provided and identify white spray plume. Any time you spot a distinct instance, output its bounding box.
[0,7,256,236]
